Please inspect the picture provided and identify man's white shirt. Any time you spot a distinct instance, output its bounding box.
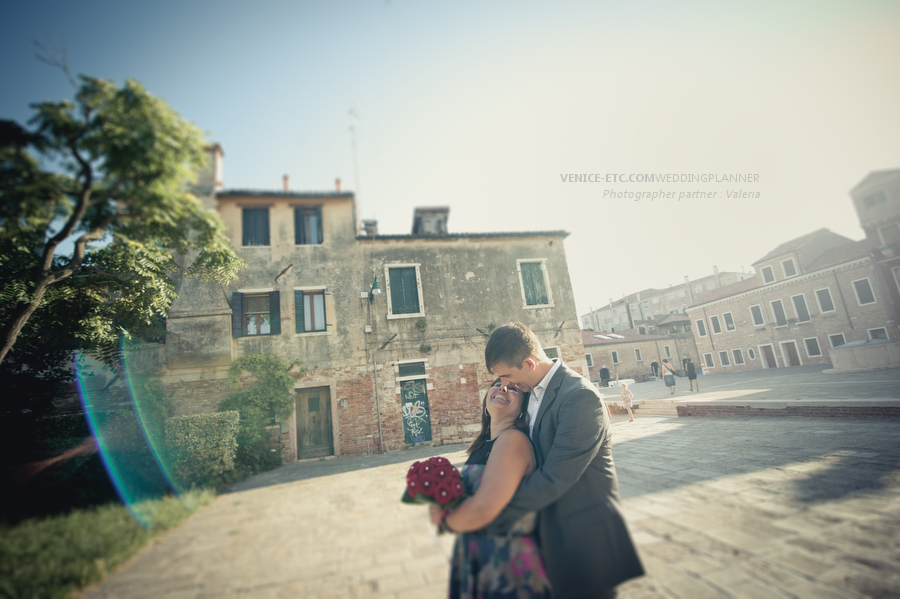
[527,358,561,438]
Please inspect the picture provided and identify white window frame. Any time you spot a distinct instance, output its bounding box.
[761,265,775,284]
[791,293,811,323]
[710,315,722,335]
[718,350,731,366]
[770,299,788,328]
[695,318,708,337]
[748,348,756,360]
[611,350,620,364]
[732,348,745,365]
[749,304,765,326]
[294,285,331,336]
[781,258,798,278]
[634,348,643,362]
[384,263,425,320]
[814,288,836,313]
[828,333,846,349]
[517,259,554,309]
[868,327,889,341]
[723,311,735,331]
[851,277,876,306]
[703,353,714,368]
[803,337,822,357]
[544,346,560,359]
[396,358,429,382]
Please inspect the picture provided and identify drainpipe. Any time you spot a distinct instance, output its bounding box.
[832,271,854,329]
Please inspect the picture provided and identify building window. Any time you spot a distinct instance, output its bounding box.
[761,266,775,284]
[518,260,553,307]
[719,350,731,366]
[294,206,323,245]
[242,208,270,246]
[863,190,887,208]
[828,333,846,348]
[544,347,560,359]
[732,349,745,365]
[710,315,722,334]
[804,337,822,357]
[678,290,685,298]
[782,258,797,278]
[232,291,280,337]
[706,282,715,290]
[852,278,876,306]
[585,354,593,368]
[386,264,424,318]
[685,323,692,332]
[634,348,643,362]
[723,312,735,331]
[638,326,646,335]
[653,297,659,304]
[696,319,707,337]
[877,223,900,246]
[770,300,788,327]
[667,293,674,300]
[749,305,765,326]
[643,300,649,308]
[295,289,326,333]
[611,350,620,364]
[748,348,756,360]
[815,288,835,313]
[703,353,714,368]
[791,294,811,322]
[868,328,889,340]
[664,345,671,358]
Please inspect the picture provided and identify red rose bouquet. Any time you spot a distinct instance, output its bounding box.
[401,456,465,508]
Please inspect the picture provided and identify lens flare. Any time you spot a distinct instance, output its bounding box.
[74,345,174,527]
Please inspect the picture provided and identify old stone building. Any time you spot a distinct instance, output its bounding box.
[581,330,699,385]
[160,150,585,460]
[686,227,893,372]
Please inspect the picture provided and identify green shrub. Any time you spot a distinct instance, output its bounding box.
[164,411,239,488]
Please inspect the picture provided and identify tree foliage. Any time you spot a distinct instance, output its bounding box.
[0,76,244,408]
[219,354,302,472]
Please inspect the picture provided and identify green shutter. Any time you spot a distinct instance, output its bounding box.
[390,267,420,314]
[232,292,244,337]
[269,290,281,335]
[295,290,304,333]
[521,263,548,305]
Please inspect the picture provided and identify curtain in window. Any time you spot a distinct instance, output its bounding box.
[304,293,326,331]
[243,209,270,246]
[390,267,420,314]
[295,207,323,245]
[521,262,548,305]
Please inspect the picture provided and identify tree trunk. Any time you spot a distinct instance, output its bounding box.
[0,286,50,365]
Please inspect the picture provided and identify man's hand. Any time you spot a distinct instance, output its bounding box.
[429,505,444,526]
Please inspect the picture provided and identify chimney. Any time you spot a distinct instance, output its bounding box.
[362,219,378,237]
[335,178,342,192]
[712,265,720,287]
[283,175,290,192]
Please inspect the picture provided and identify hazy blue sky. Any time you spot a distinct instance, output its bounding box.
[3,0,899,321]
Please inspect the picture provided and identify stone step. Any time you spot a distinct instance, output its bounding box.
[635,408,679,416]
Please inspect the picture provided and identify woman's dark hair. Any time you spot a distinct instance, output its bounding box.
[466,378,531,455]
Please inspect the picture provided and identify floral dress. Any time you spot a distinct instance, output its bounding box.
[449,439,554,599]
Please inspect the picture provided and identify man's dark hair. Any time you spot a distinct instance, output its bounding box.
[484,322,546,373]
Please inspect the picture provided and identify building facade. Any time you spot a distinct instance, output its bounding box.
[159,151,586,460]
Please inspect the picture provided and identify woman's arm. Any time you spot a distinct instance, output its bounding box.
[434,431,534,533]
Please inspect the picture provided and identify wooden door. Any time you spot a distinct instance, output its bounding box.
[760,345,778,369]
[782,341,801,366]
[296,387,333,459]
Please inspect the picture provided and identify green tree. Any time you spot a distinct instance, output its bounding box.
[0,77,243,390]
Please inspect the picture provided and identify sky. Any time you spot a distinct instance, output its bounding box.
[3,0,900,323]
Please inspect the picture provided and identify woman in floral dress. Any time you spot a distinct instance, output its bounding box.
[430,379,553,598]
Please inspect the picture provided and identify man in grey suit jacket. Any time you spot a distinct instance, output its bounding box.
[483,323,643,599]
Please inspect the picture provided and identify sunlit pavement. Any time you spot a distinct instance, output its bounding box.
[80,373,900,598]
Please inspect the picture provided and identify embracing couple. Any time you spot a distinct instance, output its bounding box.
[429,322,644,599]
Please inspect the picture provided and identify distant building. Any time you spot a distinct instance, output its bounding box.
[582,329,699,385]
[581,269,755,333]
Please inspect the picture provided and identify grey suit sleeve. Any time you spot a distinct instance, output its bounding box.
[480,388,606,534]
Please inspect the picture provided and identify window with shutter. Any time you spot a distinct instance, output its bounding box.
[388,266,422,316]
[518,260,552,307]
[232,290,279,336]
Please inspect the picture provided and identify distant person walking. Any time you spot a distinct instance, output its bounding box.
[621,382,635,422]
[686,358,699,392]
[661,359,677,394]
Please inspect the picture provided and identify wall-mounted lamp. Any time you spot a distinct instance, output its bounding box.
[368,275,382,304]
